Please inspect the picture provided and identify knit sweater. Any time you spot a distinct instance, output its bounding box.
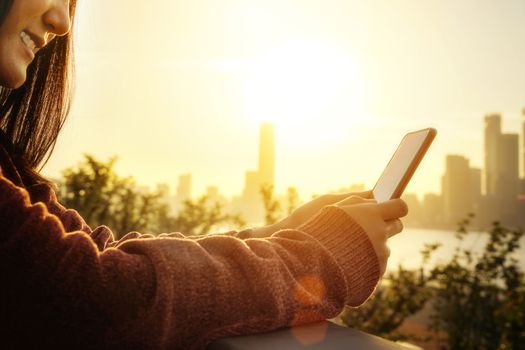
[0,143,380,350]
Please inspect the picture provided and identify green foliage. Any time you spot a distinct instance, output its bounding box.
[260,183,281,225]
[59,154,169,238]
[428,217,525,350]
[260,184,300,225]
[286,186,299,215]
[337,265,431,341]
[337,215,525,349]
[167,195,245,236]
[59,154,245,239]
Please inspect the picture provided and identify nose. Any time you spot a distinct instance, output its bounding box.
[42,0,71,38]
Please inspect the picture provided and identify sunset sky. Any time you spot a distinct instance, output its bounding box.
[42,0,525,199]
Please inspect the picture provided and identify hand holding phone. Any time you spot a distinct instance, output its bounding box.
[373,128,437,202]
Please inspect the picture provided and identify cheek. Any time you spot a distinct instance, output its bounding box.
[0,35,29,89]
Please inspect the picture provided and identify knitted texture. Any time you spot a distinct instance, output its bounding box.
[0,145,380,350]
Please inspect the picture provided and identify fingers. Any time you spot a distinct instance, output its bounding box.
[339,190,373,199]
[336,195,375,207]
[326,190,373,203]
[377,199,408,221]
[385,219,404,238]
[355,190,373,199]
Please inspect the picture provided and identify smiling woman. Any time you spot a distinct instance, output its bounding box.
[0,1,409,349]
[0,0,75,186]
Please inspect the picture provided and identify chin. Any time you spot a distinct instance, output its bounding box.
[0,70,27,89]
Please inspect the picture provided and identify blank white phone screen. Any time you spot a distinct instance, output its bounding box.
[373,130,430,202]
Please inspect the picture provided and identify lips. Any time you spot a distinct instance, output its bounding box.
[20,30,45,53]
[20,31,36,51]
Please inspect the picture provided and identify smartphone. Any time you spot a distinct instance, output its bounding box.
[372,128,437,202]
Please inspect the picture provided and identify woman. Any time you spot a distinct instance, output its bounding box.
[0,1,408,349]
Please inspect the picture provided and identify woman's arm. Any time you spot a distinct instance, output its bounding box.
[0,171,380,350]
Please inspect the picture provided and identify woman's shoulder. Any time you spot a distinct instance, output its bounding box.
[0,144,91,235]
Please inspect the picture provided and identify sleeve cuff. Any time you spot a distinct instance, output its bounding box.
[297,205,381,306]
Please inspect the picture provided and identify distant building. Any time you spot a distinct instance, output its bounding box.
[497,133,520,199]
[421,193,443,227]
[482,113,521,227]
[522,108,525,179]
[242,170,261,201]
[205,185,227,206]
[470,167,482,213]
[484,114,501,196]
[206,186,219,200]
[402,193,422,227]
[442,155,476,226]
[176,174,192,202]
[239,123,276,224]
[156,182,172,204]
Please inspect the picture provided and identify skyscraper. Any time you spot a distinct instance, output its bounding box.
[258,122,275,187]
[240,123,276,223]
[442,155,474,225]
[484,114,501,196]
[522,107,525,179]
[481,113,521,226]
[470,167,482,210]
[176,174,192,202]
[242,170,260,199]
[497,133,519,199]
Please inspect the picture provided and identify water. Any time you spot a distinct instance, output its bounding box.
[387,227,525,272]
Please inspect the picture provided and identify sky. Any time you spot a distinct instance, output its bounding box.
[41,0,525,199]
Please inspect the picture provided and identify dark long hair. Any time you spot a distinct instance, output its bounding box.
[0,0,77,186]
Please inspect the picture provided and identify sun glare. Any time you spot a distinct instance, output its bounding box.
[219,40,365,143]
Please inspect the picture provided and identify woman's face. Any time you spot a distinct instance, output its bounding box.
[0,0,71,89]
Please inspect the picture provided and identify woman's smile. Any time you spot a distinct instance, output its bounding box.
[20,31,37,60]
[0,0,71,88]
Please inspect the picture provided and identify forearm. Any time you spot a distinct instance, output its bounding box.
[0,172,380,349]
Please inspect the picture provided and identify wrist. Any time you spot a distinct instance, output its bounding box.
[298,206,381,306]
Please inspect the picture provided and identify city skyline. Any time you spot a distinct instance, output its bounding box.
[404,110,525,229]
[144,108,525,229]
[163,110,525,228]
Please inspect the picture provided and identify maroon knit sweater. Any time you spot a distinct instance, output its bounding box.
[0,143,380,349]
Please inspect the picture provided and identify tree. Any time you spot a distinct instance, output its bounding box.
[168,195,245,236]
[336,246,436,342]
[337,215,525,349]
[260,183,281,225]
[59,154,169,238]
[58,154,245,239]
[286,186,299,215]
[428,217,525,349]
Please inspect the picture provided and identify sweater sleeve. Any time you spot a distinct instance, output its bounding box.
[0,171,380,350]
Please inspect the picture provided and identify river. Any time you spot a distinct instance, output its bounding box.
[387,227,525,272]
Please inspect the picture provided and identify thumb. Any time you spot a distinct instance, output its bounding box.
[336,195,376,207]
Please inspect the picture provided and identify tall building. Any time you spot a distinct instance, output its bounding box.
[239,123,276,224]
[522,107,525,179]
[470,167,482,212]
[258,123,275,187]
[176,174,192,202]
[402,193,422,226]
[442,155,475,225]
[484,114,501,196]
[242,170,260,200]
[422,193,443,227]
[497,133,519,199]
